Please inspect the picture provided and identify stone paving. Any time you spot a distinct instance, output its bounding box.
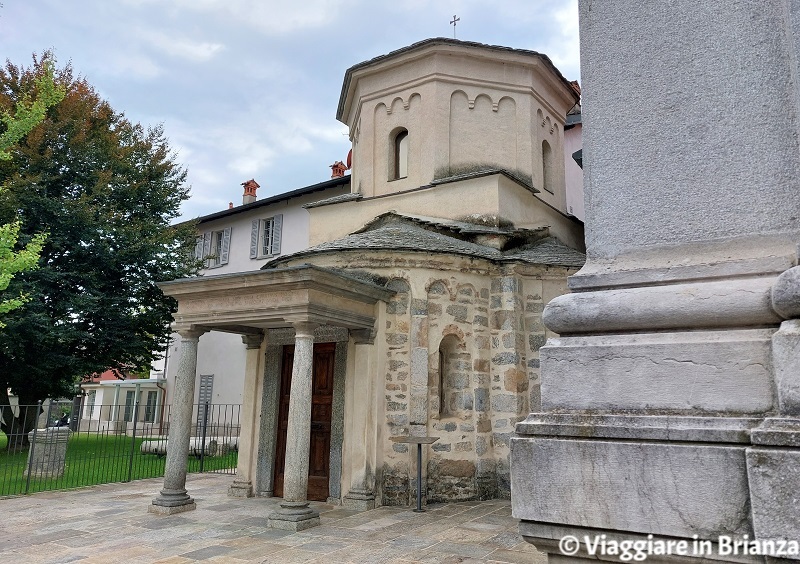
[0,473,546,563]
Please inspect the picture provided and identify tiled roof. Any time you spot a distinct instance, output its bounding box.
[192,175,350,225]
[303,192,363,209]
[264,216,585,269]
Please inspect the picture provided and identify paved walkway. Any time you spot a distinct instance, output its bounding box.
[0,473,546,563]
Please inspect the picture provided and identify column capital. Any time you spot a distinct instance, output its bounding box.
[291,321,318,339]
[242,332,265,349]
[351,328,377,345]
[175,326,207,340]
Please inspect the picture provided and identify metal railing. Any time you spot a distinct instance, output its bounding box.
[0,401,240,497]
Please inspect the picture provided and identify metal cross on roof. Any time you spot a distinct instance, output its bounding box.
[450,14,460,38]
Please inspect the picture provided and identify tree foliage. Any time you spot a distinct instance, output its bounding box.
[0,60,63,326]
[0,53,199,441]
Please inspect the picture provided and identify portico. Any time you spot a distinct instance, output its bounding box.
[149,264,393,530]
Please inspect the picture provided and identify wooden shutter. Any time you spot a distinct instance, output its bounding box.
[220,227,232,265]
[194,236,204,260]
[250,219,259,258]
[202,231,212,267]
[196,375,214,427]
[270,214,283,256]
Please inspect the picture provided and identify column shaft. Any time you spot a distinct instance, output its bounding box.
[150,329,203,514]
[268,322,320,531]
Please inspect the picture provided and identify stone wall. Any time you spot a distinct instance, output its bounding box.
[300,251,570,505]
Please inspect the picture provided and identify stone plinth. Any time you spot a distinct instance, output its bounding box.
[25,427,70,478]
[268,322,320,531]
[510,0,800,560]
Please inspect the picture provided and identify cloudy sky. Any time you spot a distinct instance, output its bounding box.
[1,0,580,220]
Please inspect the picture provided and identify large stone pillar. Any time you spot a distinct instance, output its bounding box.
[268,321,320,531]
[150,327,205,515]
[229,332,265,498]
[343,329,377,510]
[511,1,800,561]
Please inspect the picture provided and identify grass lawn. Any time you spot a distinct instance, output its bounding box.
[0,430,237,497]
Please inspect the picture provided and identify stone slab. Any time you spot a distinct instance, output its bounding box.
[519,522,760,564]
[750,417,800,447]
[540,329,774,414]
[746,446,800,558]
[510,437,752,539]
[515,413,760,443]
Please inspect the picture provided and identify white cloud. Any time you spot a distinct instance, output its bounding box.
[546,0,581,79]
[123,0,357,35]
[107,52,163,80]
[139,30,225,62]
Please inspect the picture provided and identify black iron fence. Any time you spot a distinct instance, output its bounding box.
[0,401,240,497]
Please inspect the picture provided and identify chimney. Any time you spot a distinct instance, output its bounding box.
[330,161,347,178]
[241,179,260,205]
[228,202,234,209]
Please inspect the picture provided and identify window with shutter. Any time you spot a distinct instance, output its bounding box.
[250,214,284,259]
[261,217,274,257]
[196,228,232,268]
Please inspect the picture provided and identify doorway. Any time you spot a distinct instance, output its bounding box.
[273,342,335,501]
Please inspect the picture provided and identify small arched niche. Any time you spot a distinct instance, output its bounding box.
[542,139,554,194]
[389,127,409,180]
[437,334,471,418]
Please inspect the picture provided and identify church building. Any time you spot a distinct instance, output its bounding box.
[149,38,585,531]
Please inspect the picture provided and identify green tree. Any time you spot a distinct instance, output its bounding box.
[0,54,199,449]
[0,59,63,323]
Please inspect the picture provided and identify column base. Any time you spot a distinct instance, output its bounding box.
[343,489,376,511]
[149,501,196,515]
[228,480,253,498]
[149,488,196,514]
[268,501,320,531]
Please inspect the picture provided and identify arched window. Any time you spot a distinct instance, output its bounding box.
[542,140,554,194]
[392,129,409,180]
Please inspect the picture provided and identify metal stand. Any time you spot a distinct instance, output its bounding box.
[390,435,439,512]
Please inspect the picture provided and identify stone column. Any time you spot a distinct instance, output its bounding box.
[343,329,377,510]
[510,1,800,560]
[150,327,205,515]
[229,332,265,498]
[268,321,320,531]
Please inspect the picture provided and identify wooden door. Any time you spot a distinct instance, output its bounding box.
[273,342,335,501]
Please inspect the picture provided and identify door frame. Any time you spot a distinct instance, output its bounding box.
[255,327,348,502]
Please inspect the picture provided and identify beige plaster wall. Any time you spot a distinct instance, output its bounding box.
[309,175,584,252]
[341,44,577,216]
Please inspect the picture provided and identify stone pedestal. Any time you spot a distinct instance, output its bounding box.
[150,328,204,515]
[342,329,377,511]
[268,322,320,531]
[511,1,800,561]
[25,427,70,478]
